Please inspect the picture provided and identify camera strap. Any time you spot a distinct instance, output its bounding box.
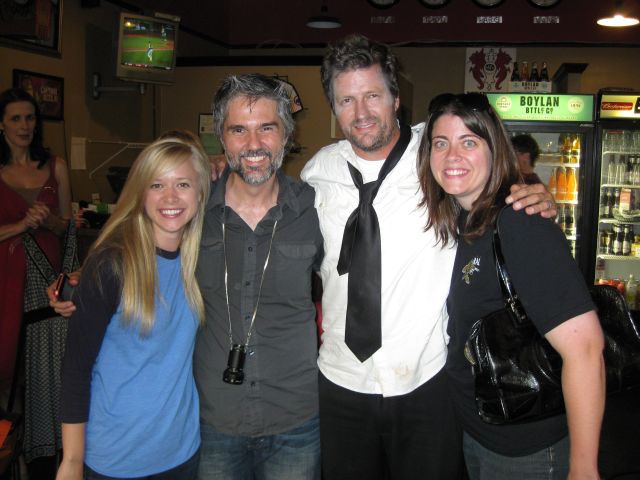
[222,218,278,350]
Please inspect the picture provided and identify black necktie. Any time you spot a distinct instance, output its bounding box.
[337,125,412,362]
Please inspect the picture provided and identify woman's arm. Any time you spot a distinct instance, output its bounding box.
[545,311,605,480]
[56,423,86,480]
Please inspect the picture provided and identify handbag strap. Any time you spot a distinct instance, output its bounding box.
[492,212,530,326]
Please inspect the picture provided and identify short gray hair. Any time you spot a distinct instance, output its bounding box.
[212,74,295,151]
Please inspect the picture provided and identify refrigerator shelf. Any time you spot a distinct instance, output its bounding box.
[603,151,640,156]
[556,200,579,205]
[597,255,640,261]
[537,162,580,168]
[601,184,640,189]
[599,219,640,226]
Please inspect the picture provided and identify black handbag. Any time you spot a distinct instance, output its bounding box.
[464,221,640,425]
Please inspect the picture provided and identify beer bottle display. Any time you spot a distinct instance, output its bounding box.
[556,167,567,201]
[530,62,540,82]
[623,224,633,256]
[510,62,520,81]
[599,189,608,218]
[540,62,550,82]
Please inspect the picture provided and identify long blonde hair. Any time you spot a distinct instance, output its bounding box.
[87,136,211,331]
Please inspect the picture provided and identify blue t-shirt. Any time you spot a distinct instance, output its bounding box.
[61,249,200,477]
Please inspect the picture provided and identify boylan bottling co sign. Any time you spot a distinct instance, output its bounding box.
[486,93,594,122]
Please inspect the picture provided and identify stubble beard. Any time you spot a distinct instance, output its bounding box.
[227,148,285,186]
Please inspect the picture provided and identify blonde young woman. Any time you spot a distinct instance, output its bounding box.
[418,93,605,480]
[56,136,211,480]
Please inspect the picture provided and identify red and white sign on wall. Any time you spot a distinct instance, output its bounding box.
[464,47,516,93]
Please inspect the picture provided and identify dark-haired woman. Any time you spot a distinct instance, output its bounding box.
[418,93,605,479]
[0,87,73,477]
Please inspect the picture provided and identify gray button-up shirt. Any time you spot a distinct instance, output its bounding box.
[194,168,323,436]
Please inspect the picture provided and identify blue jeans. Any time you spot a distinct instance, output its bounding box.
[84,449,200,479]
[198,416,320,480]
[463,431,569,480]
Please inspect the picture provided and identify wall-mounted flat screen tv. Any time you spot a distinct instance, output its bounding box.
[115,12,179,85]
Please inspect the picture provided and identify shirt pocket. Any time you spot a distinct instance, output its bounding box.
[273,242,317,299]
[197,238,224,292]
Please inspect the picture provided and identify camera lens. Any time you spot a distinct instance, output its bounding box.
[223,344,246,385]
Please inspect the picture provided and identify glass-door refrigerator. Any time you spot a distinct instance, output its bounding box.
[487,93,596,276]
[590,91,640,311]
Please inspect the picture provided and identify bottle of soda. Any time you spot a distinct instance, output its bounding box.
[599,189,608,218]
[530,62,540,82]
[520,61,529,82]
[540,62,550,82]
[567,168,578,202]
[623,224,634,256]
[564,205,575,236]
[556,168,567,201]
[613,224,624,255]
[510,62,520,82]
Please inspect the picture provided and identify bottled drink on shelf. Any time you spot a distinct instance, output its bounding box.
[530,62,540,82]
[510,62,520,81]
[616,154,627,184]
[607,156,617,184]
[606,188,615,218]
[548,167,557,198]
[625,274,637,309]
[623,224,634,256]
[520,61,529,82]
[599,189,608,218]
[540,62,550,82]
[564,205,575,236]
[556,168,567,201]
[607,230,616,254]
[566,168,578,202]
[613,224,623,255]
[570,134,580,163]
[595,257,606,282]
[599,229,610,254]
[613,187,621,212]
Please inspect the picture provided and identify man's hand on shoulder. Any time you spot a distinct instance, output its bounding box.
[506,183,557,219]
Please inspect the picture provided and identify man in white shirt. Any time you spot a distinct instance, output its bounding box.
[301,34,555,479]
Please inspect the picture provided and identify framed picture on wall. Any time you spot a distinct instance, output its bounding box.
[13,69,64,121]
[0,0,63,56]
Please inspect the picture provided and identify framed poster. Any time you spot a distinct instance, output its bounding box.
[13,69,64,120]
[0,0,63,56]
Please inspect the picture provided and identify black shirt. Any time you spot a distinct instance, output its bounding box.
[194,168,324,436]
[445,207,594,456]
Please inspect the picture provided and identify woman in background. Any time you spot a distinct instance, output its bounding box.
[0,87,73,477]
[56,136,210,479]
[418,93,604,479]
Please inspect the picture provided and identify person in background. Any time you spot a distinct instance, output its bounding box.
[418,92,604,479]
[0,87,73,479]
[512,134,542,185]
[195,73,323,480]
[300,34,557,479]
[56,136,211,480]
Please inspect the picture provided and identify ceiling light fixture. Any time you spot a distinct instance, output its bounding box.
[306,2,342,29]
[597,0,639,27]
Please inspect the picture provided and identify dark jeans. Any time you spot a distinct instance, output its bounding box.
[197,416,320,480]
[318,369,464,480]
[463,432,569,480]
[83,449,200,480]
